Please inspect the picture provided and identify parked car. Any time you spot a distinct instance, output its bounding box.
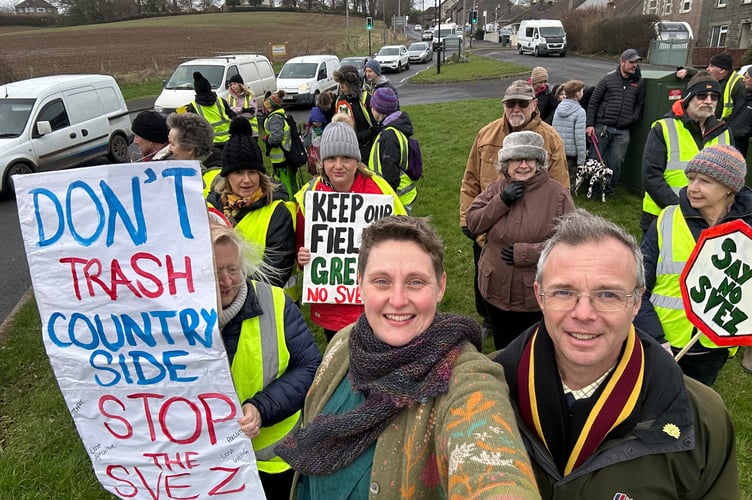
[340,56,373,78]
[375,45,410,73]
[421,29,434,41]
[154,54,275,115]
[415,24,422,31]
[276,55,340,107]
[407,42,433,63]
[0,74,131,197]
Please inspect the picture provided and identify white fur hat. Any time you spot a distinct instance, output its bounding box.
[498,131,548,164]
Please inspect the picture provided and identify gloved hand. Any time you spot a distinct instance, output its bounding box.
[501,243,515,265]
[461,226,475,241]
[500,181,525,206]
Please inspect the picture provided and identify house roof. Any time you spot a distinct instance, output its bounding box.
[15,0,57,9]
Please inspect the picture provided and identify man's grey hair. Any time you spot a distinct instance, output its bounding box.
[536,209,646,291]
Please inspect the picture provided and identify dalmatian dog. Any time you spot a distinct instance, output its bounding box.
[574,159,614,203]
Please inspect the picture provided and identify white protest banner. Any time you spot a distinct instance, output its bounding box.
[680,219,752,348]
[14,161,265,499]
[302,191,395,304]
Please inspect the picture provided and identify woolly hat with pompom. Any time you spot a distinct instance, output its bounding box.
[221,117,266,177]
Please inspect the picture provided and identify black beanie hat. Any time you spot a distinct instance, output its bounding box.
[221,118,266,177]
[229,74,244,85]
[132,111,168,144]
[193,71,213,95]
[709,53,733,72]
[683,70,721,103]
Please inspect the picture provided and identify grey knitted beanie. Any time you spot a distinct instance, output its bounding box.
[685,144,747,193]
[320,122,361,161]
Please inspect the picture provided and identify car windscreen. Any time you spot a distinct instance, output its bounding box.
[408,43,427,50]
[165,65,225,90]
[0,99,34,137]
[341,58,366,69]
[278,62,319,79]
[379,48,399,56]
[540,27,565,37]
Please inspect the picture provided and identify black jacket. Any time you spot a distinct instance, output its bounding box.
[373,111,415,190]
[586,65,645,130]
[535,84,558,124]
[222,281,321,426]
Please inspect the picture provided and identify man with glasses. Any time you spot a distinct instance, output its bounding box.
[640,71,732,233]
[586,48,646,197]
[494,209,739,499]
[460,79,568,339]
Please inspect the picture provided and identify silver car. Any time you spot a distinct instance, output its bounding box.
[407,42,433,63]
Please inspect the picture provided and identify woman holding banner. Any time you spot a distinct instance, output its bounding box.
[294,120,406,341]
[207,118,296,291]
[211,224,321,499]
[636,144,752,386]
[276,216,539,499]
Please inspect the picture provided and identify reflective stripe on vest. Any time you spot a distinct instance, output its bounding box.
[263,109,291,163]
[722,72,743,119]
[368,127,416,206]
[642,119,730,215]
[192,99,231,143]
[202,168,221,199]
[651,205,732,351]
[228,93,259,136]
[294,176,409,216]
[231,281,300,472]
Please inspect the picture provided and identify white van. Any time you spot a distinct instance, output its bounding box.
[153,54,276,115]
[0,74,131,197]
[517,19,567,57]
[276,55,340,107]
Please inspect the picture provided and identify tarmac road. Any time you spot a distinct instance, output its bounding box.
[0,46,668,327]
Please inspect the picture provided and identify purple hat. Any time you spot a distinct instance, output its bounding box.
[370,87,399,114]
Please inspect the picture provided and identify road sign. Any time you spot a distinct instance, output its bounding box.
[680,219,752,347]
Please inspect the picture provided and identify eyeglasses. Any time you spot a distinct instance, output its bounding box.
[508,158,538,167]
[504,99,533,109]
[696,92,720,102]
[539,289,639,312]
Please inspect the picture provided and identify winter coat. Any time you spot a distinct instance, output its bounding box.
[641,100,731,212]
[221,280,321,427]
[552,98,587,165]
[635,186,752,346]
[535,83,558,124]
[369,110,414,190]
[495,324,739,499]
[290,324,542,500]
[460,113,569,229]
[207,187,296,288]
[586,65,645,130]
[466,169,574,312]
[726,87,752,146]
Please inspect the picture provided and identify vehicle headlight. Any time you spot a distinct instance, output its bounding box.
[154,104,164,113]
[299,82,311,92]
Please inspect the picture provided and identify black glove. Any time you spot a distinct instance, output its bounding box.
[501,243,515,265]
[461,226,475,240]
[500,181,525,206]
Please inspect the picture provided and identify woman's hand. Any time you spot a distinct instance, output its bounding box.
[297,247,311,266]
[500,181,525,206]
[238,403,262,439]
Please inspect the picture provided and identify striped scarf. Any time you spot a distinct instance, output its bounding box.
[518,323,645,475]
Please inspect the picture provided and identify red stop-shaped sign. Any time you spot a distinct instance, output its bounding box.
[680,219,752,347]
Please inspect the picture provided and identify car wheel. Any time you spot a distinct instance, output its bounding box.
[107,133,129,163]
[534,46,540,57]
[406,61,410,70]
[3,162,34,199]
[397,62,402,72]
[560,52,566,57]
[518,45,523,54]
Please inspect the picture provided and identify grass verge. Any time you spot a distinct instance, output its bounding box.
[409,53,530,84]
[0,97,749,498]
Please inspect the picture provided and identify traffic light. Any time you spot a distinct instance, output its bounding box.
[366,16,373,30]
[471,10,478,24]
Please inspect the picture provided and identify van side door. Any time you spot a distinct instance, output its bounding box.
[64,86,110,161]
[30,96,84,171]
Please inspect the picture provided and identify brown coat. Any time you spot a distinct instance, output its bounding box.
[466,170,574,312]
[459,112,569,229]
